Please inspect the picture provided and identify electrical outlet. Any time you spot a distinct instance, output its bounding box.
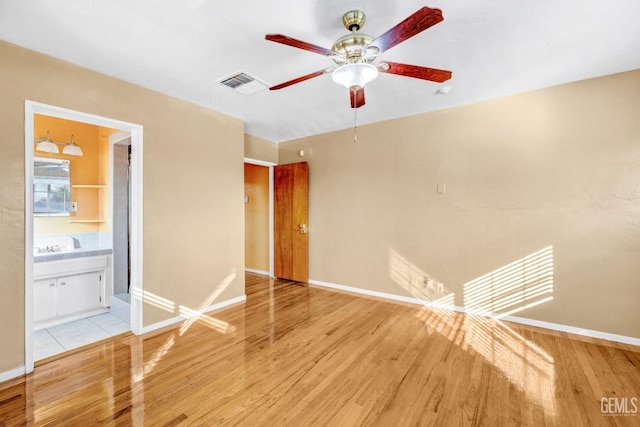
[70,202,78,212]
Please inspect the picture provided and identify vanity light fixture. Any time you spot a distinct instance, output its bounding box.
[35,130,59,154]
[62,135,83,156]
[35,131,84,156]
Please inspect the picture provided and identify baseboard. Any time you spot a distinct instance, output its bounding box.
[0,366,25,383]
[245,268,271,276]
[497,315,640,347]
[308,279,640,347]
[140,295,246,335]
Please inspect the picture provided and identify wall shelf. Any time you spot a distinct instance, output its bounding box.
[70,185,108,223]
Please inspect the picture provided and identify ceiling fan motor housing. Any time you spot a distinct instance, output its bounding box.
[331,33,376,65]
[342,10,366,31]
[331,10,380,65]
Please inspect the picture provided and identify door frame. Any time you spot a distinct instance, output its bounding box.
[24,101,144,373]
[243,158,275,277]
[273,162,309,282]
[109,131,132,301]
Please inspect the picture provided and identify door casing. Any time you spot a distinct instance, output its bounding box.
[24,101,144,373]
[244,158,276,277]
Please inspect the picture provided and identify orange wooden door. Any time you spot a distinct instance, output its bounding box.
[274,162,308,282]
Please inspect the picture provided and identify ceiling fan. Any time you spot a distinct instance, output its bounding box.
[265,6,452,109]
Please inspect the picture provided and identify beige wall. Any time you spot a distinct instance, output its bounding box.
[0,41,245,374]
[244,164,270,272]
[245,134,278,164]
[280,69,640,339]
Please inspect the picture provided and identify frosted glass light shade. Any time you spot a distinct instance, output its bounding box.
[332,63,378,91]
[62,135,83,156]
[36,131,59,154]
[36,139,59,154]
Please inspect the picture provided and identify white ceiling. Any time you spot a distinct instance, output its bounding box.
[1,0,639,143]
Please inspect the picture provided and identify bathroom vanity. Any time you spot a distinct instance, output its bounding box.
[33,237,113,330]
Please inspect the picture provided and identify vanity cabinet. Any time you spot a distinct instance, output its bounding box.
[57,272,103,316]
[34,279,57,323]
[35,272,103,323]
[34,255,111,329]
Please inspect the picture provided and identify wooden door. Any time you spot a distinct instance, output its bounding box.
[274,162,308,282]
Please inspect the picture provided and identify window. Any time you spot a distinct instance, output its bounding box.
[34,157,70,216]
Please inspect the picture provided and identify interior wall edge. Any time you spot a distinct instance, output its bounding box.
[308,279,640,346]
[244,268,271,276]
[244,133,278,164]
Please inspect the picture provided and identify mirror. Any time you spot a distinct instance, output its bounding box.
[34,157,70,216]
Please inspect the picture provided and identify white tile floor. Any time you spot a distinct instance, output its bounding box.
[112,293,131,323]
[35,296,131,361]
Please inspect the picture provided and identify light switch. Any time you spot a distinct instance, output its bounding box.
[244,195,249,203]
[437,183,446,195]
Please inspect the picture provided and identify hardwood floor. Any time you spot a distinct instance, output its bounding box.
[1,272,639,426]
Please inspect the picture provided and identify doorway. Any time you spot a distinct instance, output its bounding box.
[111,132,132,306]
[24,101,144,373]
[243,158,275,277]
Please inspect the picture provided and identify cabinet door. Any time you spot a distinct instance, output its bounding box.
[57,272,103,316]
[34,278,57,323]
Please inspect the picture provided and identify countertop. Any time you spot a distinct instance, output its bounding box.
[33,248,113,263]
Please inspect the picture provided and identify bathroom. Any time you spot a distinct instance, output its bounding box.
[32,113,131,360]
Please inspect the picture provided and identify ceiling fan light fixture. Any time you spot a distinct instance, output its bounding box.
[62,134,83,156]
[331,63,378,92]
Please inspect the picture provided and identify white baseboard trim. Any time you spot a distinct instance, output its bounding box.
[245,268,271,276]
[308,279,640,347]
[0,366,26,383]
[497,315,640,347]
[140,295,246,335]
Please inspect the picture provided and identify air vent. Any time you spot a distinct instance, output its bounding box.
[218,71,269,95]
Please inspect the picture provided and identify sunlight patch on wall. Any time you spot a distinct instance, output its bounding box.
[131,288,176,313]
[179,305,234,334]
[179,269,236,336]
[463,246,554,317]
[389,248,455,308]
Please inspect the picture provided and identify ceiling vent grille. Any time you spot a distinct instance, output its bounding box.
[219,71,269,95]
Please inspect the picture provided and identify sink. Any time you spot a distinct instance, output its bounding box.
[34,236,76,256]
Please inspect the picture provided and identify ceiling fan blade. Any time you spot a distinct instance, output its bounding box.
[350,88,365,108]
[366,7,443,54]
[269,68,332,90]
[266,34,338,57]
[380,61,452,83]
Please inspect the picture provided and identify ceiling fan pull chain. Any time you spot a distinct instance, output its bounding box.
[353,99,358,142]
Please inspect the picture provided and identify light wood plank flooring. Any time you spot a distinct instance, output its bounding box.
[1,272,639,426]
